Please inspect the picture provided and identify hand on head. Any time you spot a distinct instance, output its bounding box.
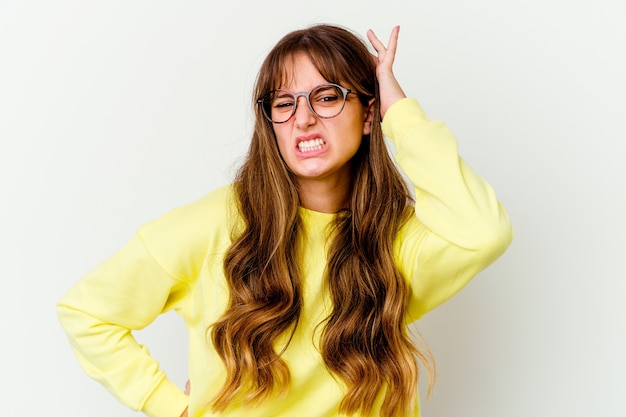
[366,26,407,118]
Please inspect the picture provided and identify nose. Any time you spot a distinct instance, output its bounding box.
[293,95,316,128]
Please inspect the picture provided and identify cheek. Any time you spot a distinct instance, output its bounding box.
[344,107,368,134]
[273,127,292,159]
[345,117,368,145]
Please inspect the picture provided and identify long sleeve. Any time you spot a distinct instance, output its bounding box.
[57,235,190,417]
[384,98,513,320]
[57,188,232,417]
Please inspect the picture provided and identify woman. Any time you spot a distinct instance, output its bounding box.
[58,24,513,417]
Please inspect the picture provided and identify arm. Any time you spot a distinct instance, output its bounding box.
[56,190,225,417]
[385,99,513,318]
[367,26,511,247]
[57,233,190,417]
[368,27,513,319]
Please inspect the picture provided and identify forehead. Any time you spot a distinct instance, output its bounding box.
[276,52,329,91]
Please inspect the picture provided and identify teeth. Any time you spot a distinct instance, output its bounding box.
[298,138,325,152]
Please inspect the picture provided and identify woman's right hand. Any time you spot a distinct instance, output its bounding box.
[180,380,191,417]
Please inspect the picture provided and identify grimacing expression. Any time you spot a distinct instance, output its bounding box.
[271,52,373,188]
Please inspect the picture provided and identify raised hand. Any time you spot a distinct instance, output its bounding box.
[366,26,407,118]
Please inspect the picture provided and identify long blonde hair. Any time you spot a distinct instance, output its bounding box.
[210,24,434,417]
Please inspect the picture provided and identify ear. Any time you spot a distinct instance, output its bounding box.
[362,98,376,135]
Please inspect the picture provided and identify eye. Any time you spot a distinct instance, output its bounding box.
[319,94,339,103]
[271,91,295,111]
[311,86,342,106]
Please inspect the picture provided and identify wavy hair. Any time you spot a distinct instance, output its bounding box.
[210,24,434,417]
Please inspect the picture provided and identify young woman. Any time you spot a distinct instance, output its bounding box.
[58,24,513,417]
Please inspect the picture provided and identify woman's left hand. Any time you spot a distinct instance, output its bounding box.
[366,26,406,118]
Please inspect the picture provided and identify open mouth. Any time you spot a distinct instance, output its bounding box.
[298,138,326,153]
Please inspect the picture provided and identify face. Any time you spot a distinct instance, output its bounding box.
[270,53,373,190]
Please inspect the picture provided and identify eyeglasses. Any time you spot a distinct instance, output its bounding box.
[257,83,355,124]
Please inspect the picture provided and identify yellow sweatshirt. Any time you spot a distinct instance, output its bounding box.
[57,98,513,417]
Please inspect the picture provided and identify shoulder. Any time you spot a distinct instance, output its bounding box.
[135,184,239,280]
[139,184,236,236]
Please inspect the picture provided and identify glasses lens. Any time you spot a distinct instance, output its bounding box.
[264,89,295,123]
[310,85,346,118]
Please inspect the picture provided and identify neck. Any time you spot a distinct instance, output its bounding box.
[297,177,351,213]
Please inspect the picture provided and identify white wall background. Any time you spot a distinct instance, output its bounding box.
[1,1,625,416]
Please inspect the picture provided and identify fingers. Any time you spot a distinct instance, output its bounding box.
[366,26,400,66]
[366,29,385,55]
[385,26,399,63]
[366,26,405,116]
[184,379,191,395]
